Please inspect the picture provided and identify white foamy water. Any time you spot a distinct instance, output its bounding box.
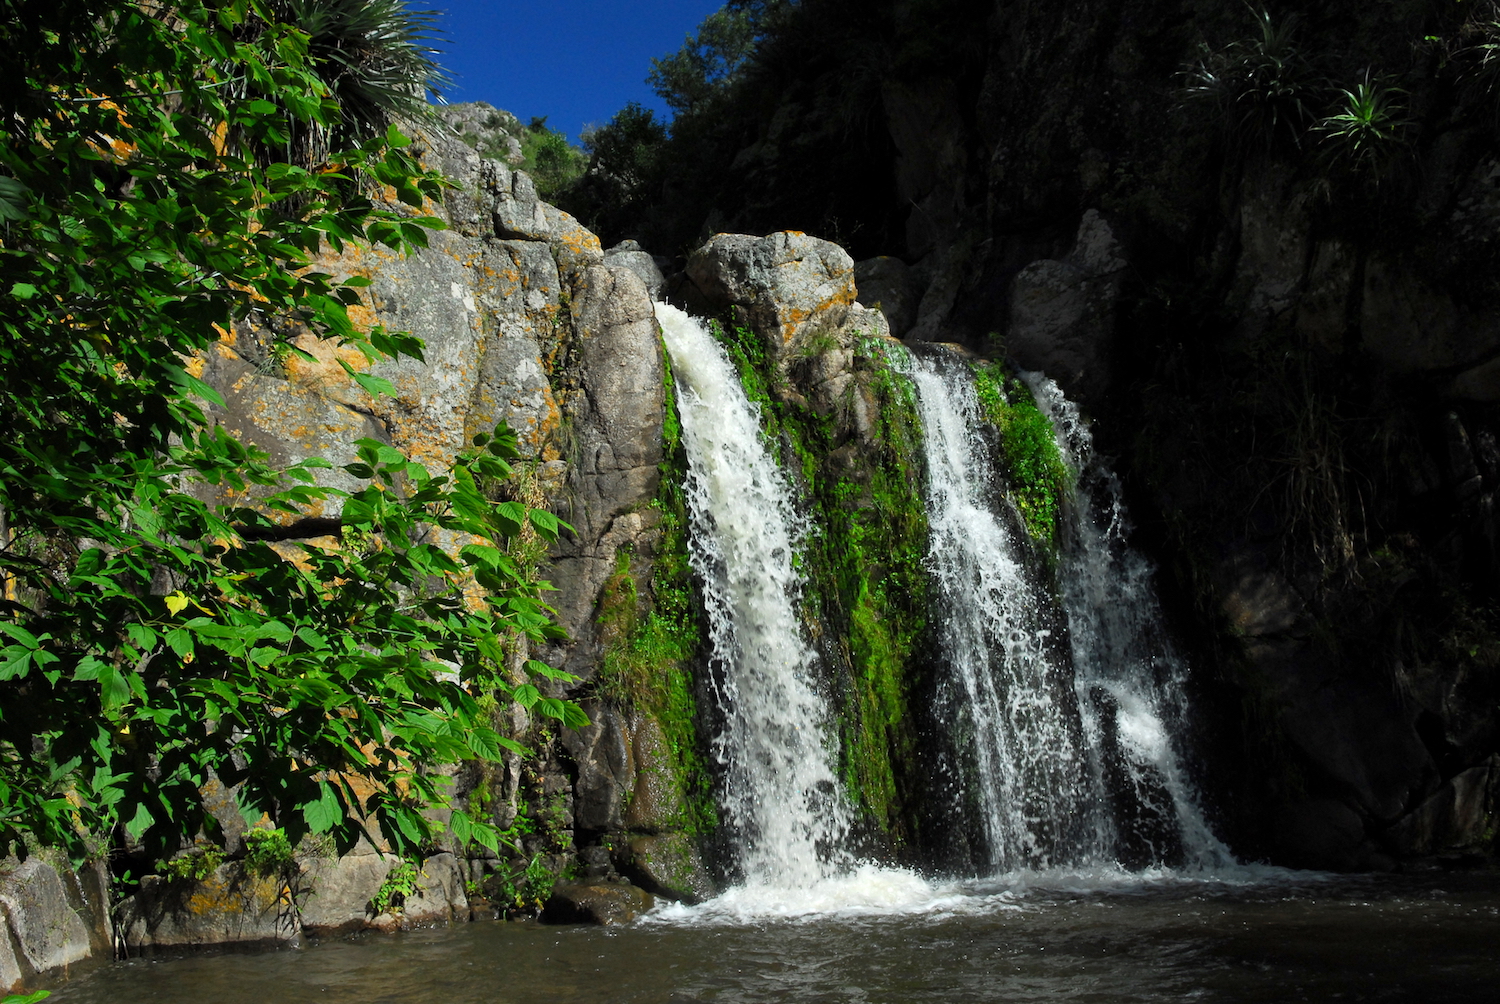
[905,353,1098,870]
[1024,372,1233,870]
[657,302,853,887]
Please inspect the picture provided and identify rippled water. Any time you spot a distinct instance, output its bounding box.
[48,871,1500,1003]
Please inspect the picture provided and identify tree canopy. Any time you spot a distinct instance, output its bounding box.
[0,0,580,867]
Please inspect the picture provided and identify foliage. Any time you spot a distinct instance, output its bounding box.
[1181,7,1320,155]
[1313,74,1412,186]
[243,827,295,876]
[973,363,1072,546]
[369,858,422,914]
[2,992,50,1004]
[519,119,587,202]
[0,0,582,868]
[648,7,761,116]
[561,103,669,240]
[157,844,225,881]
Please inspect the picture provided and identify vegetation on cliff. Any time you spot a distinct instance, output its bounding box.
[0,0,580,870]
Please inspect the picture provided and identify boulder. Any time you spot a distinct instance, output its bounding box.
[296,853,393,936]
[1004,209,1126,405]
[118,863,297,950]
[0,860,94,979]
[686,231,856,355]
[613,834,715,905]
[1272,798,1385,871]
[400,853,469,926]
[541,882,654,926]
[605,239,667,300]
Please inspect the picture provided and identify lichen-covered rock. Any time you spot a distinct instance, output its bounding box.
[686,231,856,354]
[541,881,653,926]
[119,863,297,950]
[400,852,469,926]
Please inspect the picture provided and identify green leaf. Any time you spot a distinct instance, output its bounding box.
[303,782,342,834]
[9,282,38,300]
[512,684,540,709]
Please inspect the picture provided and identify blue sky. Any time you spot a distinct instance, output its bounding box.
[429,1,725,142]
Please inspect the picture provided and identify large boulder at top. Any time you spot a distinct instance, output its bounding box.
[686,231,856,354]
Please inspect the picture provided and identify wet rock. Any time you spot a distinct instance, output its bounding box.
[541,881,654,926]
[1386,759,1497,856]
[0,860,94,979]
[565,701,636,832]
[1273,798,1387,871]
[614,834,715,905]
[119,863,298,950]
[623,712,687,832]
[685,231,856,355]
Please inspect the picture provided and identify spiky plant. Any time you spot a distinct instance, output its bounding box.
[1181,7,1320,156]
[1314,73,1411,187]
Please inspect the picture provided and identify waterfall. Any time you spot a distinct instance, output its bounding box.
[655,302,852,888]
[1026,373,1231,870]
[906,351,1229,873]
[906,352,1098,870]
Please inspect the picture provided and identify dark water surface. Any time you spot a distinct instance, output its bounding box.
[48,871,1500,1003]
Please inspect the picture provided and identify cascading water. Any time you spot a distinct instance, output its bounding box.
[654,302,852,889]
[906,352,1099,871]
[905,350,1229,874]
[1026,373,1231,871]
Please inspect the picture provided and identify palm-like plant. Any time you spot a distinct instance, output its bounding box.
[1182,7,1320,155]
[1314,73,1411,186]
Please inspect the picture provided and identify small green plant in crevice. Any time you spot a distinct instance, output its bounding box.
[157,845,224,882]
[972,362,1072,547]
[370,859,423,916]
[243,827,295,878]
[1313,73,1412,187]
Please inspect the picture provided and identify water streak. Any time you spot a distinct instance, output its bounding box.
[905,352,1096,870]
[656,302,851,888]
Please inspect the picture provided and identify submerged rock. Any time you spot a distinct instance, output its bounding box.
[541,881,654,925]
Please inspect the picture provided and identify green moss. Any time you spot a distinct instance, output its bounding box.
[594,340,717,836]
[973,361,1072,546]
[709,321,929,838]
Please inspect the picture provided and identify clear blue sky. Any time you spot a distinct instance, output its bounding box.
[429,1,725,142]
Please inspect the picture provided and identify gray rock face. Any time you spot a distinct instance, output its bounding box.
[566,701,636,833]
[686,231,856,355]
[0,860,94,980]
[1005,209,1127,403]
[606,240,667,300]
[1386,759,1497,856]
[296,853,393,936]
